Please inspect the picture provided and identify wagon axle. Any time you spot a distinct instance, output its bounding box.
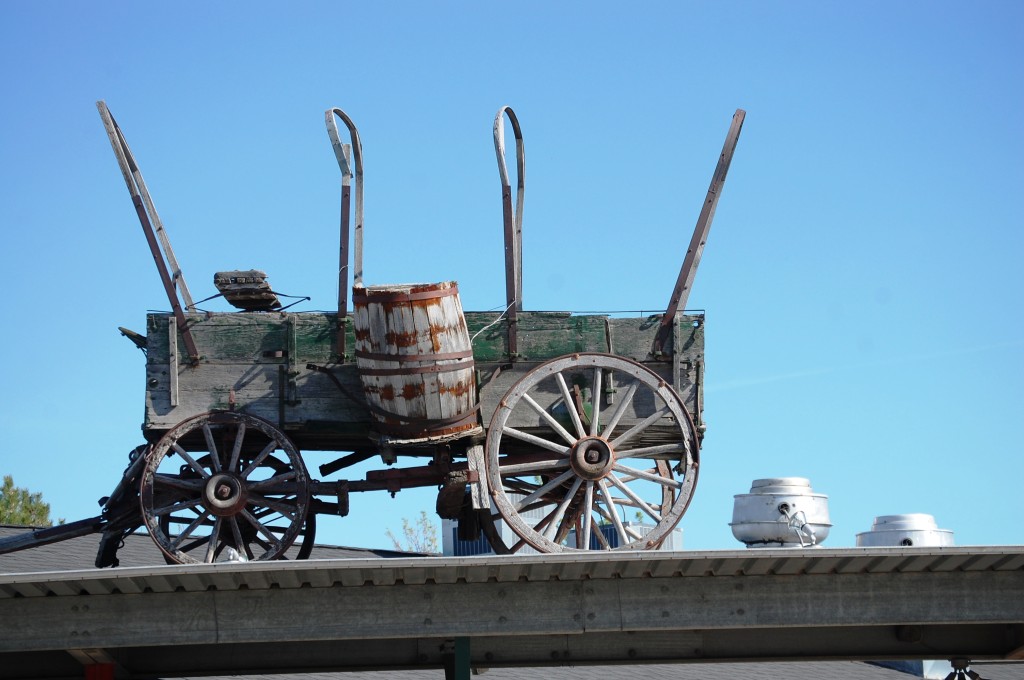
[571,437,615,480]
[206,474,246,516]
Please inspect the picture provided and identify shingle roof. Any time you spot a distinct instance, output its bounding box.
[0,524,417,573]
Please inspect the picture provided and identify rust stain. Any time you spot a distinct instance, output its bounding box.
[438,381,475,399]
[357,295,469,357]
[427,322,448,352]
[401,383,425,400]
[385,330,420,349]
[379,384,396,401]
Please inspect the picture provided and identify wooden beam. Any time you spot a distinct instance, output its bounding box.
[655,109,745,354]
[1,550,1020,669]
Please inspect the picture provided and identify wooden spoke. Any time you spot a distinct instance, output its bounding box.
[608,472,663,523]
[500,426,571,455]
[502,478,541,496]
[615,442,686,459]
[229,516,245,556]
[555,372,586,438]
[610,406,671,449]
[580,482,594,549]
[496,458,570,477]
[204,517,223,563]
[592,502,645,543]
[589,367,602,436]
[613,465,658,484]
[171,443,210,480]
[601,382,638,440]
[512,469,577,512]
[248,471,298,492]
[612,463,684,488]
[521,393,578,446]
[597,479,629,545]
[544,477,583,541]
[555,504,586,545]
[201,424,221,472]
[246,493,299,518]
[591,515,613,549]
[152,474,204,493]
[175,534,214,555]
[152,497,203,518]
[240,441,279,479]
[169,509,211,550]
[241,509,283,548]
[228,422,246,473]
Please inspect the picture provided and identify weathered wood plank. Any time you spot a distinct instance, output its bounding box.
[143,310,704,452]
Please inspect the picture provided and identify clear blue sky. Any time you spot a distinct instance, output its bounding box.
[1,2,1021,551]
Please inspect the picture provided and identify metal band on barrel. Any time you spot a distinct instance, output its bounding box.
[355,361,474,377]
[352,285,460,304]
[370,409,481,435]
[354,348,474,363]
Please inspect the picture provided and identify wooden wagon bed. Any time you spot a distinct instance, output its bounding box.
[142,310,705,453]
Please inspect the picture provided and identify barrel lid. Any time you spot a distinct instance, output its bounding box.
[356,281,457,293]
[353,281,459,303]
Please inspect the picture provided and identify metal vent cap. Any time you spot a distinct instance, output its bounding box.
[730,477,831,549]
[856,513,954,548]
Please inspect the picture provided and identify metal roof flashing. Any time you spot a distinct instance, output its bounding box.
[2,545,1022,598]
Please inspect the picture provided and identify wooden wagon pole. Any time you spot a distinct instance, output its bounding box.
[96,101,200,365]
[653,109,745,356]
[326,107,364,362]
[494,106,525,359]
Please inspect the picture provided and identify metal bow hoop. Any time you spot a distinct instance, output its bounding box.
[494,105,525,357]
[326,107,364,361]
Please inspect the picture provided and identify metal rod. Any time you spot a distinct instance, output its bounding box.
[338,180,351,359]
[318,450,375,478]
[654,109,745,354]
[326,108,364,362]
[494,106,525,358]
[0,516,105,555]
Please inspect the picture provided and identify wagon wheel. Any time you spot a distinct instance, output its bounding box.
[140,411,312,564]
[484,353,699,553]
[155,458,317,563]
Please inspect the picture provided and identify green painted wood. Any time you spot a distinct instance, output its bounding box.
[142,310,704,451]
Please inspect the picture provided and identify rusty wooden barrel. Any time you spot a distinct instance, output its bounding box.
[352,282,482,445]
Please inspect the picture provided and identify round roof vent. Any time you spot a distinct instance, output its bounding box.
[855,513,953,548]
[730,477,831,548]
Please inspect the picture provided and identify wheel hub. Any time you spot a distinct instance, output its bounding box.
[204,472,248,516]
[570,436,615,480]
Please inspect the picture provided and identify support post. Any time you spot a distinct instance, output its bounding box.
[96,101,200,365]
[494,106,524,359]
[653,109,745,355]
[326,107,364,362]
[83,664,115,680]
[442,637,471,680]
